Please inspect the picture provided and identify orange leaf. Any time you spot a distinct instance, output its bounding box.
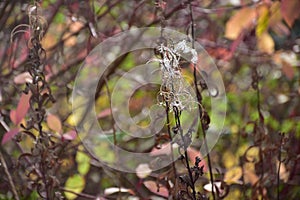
[47,114,62,133]
[225,7,256,40]
[10,93,31,125]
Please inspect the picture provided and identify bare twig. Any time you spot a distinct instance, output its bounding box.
[60,187,97,199]
[277,133,284,200]
[0,151,20,200]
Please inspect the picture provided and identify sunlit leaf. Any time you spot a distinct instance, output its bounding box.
[1,128,19,145]
[203,181,227,196]
[47,113,62,133]
[256,5,269,37]
[225,7,256,39]
[104,187,134,196]
[64,174,85,200]
[136,163,152,179]
[257,32,274,54]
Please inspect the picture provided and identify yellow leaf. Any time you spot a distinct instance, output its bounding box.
[257,32,274,54]
[64,174,85,200]
[245,146,260,163]
[225,7,256,39]
[224,188,242,200]
[224,166,242,184]
[76,149,91,176]
[256,5,269,37]
[222,151,238,169]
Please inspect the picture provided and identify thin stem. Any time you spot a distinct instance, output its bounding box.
[0,151,20,200]
[60,187,97,199]
[277,133,283,200]
[104,78,122,199]
[174,107,196,199]
[189,2,215,199]
[104,78,116,145]
[165,101,177,191]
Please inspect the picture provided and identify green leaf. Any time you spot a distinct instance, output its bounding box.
[281,120,294,133]
[54,12,65,24]
[76,150,91,176]
[64,174,85,200]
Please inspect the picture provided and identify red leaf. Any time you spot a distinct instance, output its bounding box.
[10,110,17,125]
[1,128,20,144]
[62,130,77,140]
[143,181,169,197]
[281,0,300,27]
[282,61,295,79]
[187,147,208,172]
[14,72,32,84]
[150,143,172,156]
[97,108,112,119]
[47,114,62,133]
[10,93,31,125]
